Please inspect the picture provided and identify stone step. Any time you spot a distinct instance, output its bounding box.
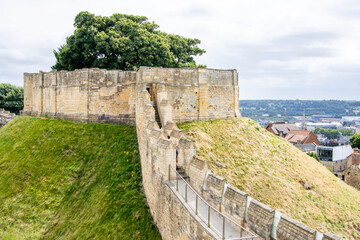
[177,169,185,173]
[181,176,190,181]
[152,103,162,128]
[176,166,190,181]
[180,174,189,179]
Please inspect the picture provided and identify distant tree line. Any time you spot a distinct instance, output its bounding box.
[240,100,360,118]
[313,127,353,139]
[0,83,23,114]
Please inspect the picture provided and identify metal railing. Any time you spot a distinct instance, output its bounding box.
[170,171,257,240]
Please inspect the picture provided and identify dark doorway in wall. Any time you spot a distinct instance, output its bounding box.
[146,84,157,102]
[146,84,161,128]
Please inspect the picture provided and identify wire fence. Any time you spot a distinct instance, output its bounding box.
[169,171,258,240]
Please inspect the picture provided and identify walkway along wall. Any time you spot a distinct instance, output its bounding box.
[134,75,345,239]
[135,87,215,239]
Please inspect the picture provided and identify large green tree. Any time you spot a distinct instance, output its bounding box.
[52,12,206,71]
[0,83,23,114]
[350,133,360,149]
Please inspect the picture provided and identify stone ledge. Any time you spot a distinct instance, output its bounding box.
[323,232,344,240]
[224,184,248,200]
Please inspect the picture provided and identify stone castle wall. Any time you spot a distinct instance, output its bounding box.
[344,165,360,190]
[246,199,275,240]
[137,67,240,122]
[23,66,344,240]
[23,67,240,125]
[134,82,344,239]
[135,88,215,239]
[24,68,137,124]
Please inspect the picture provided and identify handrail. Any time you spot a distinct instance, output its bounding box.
[172,171,257,240]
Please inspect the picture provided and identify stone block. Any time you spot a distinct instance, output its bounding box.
[170,128,184,138]
[247,199,275,240]
[222,184,248,225]
[276,215,316,240]
[150,128,163,139]
[179,138,194,149]
[188,158,209,193]
[147,120,157,130]
[202,173,226,208]
[158,138,173,149]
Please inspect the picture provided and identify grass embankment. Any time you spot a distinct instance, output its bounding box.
[179,118,360,239]
[0,117,160,240]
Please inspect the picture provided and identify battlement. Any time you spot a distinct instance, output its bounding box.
[23,67,240,125]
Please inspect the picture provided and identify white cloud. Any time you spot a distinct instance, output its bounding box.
[0,0,359,99]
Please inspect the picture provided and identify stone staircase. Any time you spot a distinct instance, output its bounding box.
[153,102,162,128]
[176,166,189,182]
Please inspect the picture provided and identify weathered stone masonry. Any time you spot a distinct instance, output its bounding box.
[23,66,240,240]
[23,67,344,240]
[0,108,16,127]
[23,67,240,124]
[24,69,137,124]
[132,69,344,240]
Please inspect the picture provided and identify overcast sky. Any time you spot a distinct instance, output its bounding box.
[0,0,359,100]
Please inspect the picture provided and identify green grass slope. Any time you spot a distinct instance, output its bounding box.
[0,117,160,240]
[179,118,360,240]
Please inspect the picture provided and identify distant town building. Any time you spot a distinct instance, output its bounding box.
[316,145,353,179]
[341,117,360,129]
[311,115,335,120]
[316,134,328,145]
[286,129,321,145]
[294,143,317,152]
[264,122,298,137]
[341,116,360,124]
[338,132,351,145]
[305,122,343,130]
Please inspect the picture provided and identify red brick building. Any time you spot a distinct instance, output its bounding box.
[285,129,321,145]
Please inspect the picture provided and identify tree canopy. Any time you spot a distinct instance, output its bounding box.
[350,133,360,149]
[52,12,206,71]
[0,83,23,114]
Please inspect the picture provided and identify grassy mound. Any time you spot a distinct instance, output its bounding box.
[0,117,160,240]
[179,118,360,239]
